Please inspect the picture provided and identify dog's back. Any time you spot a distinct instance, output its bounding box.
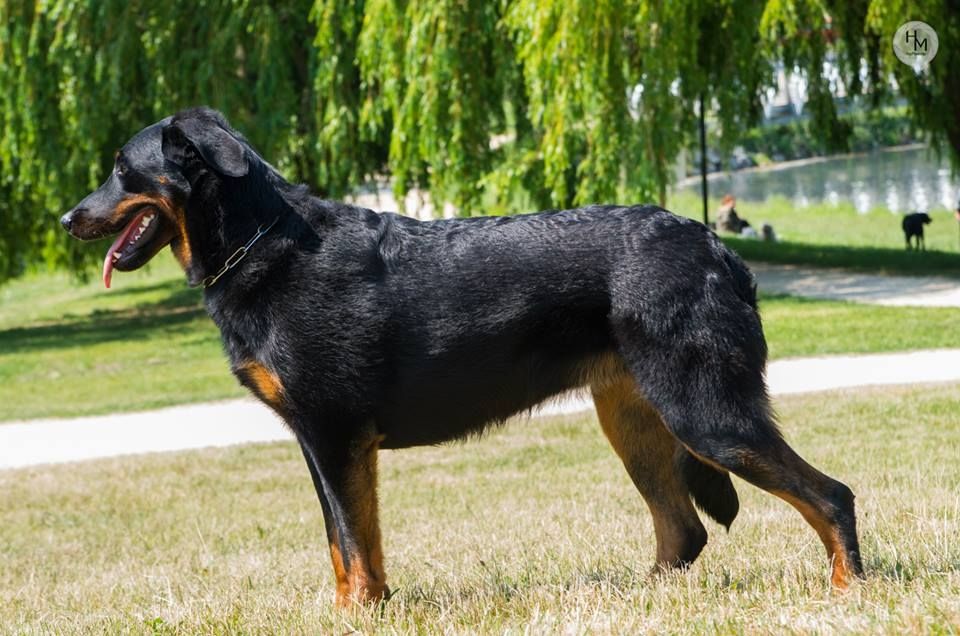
[368,205,746,444]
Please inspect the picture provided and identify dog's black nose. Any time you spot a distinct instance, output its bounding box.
[60,210,76,232]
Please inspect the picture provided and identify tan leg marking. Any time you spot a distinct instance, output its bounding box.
[333,434,388,606]
[682,440,861,588]
[234,361,286,417]
[775,487,858,589]
[593,376,706,569]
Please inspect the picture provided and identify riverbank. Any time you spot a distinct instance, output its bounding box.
[674,143,957,221]
[674,142,928,188]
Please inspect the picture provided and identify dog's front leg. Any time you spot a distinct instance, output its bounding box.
[298,431,388,607]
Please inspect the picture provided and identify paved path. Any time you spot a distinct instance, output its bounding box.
[751,263,960,307]
[4,349,960,470]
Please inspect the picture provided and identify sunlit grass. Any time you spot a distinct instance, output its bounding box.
[759,293,960,359]
[0,255,242,422]
[2,383,958,633]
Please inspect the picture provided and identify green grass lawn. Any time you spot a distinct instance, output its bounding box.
[0,256,244,422]
[669,192,960,278]
[2,383,958,633]
[3,254,960,421]
[760,293,960,359]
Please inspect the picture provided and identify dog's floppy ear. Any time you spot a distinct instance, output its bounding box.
[161,118,248,177]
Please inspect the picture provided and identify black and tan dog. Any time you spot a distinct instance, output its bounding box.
[62,108,863,606]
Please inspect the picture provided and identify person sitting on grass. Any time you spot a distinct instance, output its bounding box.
[715,194,778,242]
[716,194,744,234]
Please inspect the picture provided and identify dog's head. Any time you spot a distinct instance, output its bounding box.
[61,108,251,287]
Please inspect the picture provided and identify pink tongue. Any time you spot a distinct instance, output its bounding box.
[102,211,148,289]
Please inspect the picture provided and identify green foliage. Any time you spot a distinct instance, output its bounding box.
[865,0,960,168]
[1,0,958,284]
[311,0,375,196]
[735,106,918,161]
[763,0,960,163]
[0,0,322,282]
[359,0,508,211]
[846,105,918,150]
[761,0,852,152]
[0,1,776,282]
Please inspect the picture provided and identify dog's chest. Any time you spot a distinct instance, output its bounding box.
[212,307,292,418]
[232,358,287,417]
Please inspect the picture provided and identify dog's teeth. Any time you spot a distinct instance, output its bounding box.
[113,251,121,261]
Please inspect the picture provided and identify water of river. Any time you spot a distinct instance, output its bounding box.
[678,146,958,214]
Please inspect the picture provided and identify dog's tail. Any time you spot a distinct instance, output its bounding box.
[687,235,753,530]
[679,451,739,530]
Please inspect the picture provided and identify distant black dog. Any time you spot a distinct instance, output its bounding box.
[902,212,932,250]
[61,108,863,606]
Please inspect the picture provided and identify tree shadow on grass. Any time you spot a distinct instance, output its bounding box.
[93,279,190,303]
[0,285,211,355]
[725,237,960,278]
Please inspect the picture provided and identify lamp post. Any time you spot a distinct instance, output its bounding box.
[955,206,960,251]
[699,92,709,226]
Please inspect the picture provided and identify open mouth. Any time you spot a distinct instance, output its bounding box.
[102,207,166,288]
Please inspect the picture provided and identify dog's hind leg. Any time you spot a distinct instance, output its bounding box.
[592,377,710,572]
[298,429,389,607]
[621,334,864,588]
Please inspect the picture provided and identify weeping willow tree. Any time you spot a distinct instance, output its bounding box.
[0,0,323,281]
[0,0,956,283]
[866,1,960,162]
[764,0,960,161]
